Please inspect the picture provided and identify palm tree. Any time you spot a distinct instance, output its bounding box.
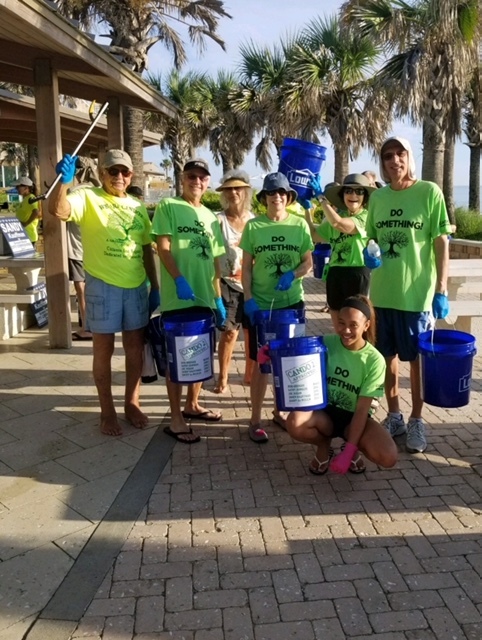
[161,158,172,181]
[56,0,232,179]
[463,67,481,211]
[203,71,257,173]
[285,15,390,182]
[341,0,478,195]
[146,70,211,194]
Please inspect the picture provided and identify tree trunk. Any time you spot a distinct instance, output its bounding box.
[221,155,233,175]
[468,145,480,211]
[421,117,445,187]
[333,142,349,184]
[123,106,144,191]
[442,135,455,225]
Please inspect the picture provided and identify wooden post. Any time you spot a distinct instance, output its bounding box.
[106,97,123,150]
[34,59,71,348]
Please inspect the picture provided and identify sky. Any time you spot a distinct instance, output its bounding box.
[134,0,473,190]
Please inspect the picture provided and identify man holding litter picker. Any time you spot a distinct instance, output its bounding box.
[49,149,160,437]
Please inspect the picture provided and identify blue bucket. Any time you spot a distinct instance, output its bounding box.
[255,308,306,374]
[419,329,477,408]
[278,138,327,200]
[163,312,215,383]
[268,336,328,411]
[312,243,331,279]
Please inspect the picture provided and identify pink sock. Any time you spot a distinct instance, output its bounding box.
[330,442,358,474]
[257,345,270,365]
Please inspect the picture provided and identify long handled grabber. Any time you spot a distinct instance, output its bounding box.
[29,100,109,204]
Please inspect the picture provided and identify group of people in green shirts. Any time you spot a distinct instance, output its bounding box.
[48,134,451,477]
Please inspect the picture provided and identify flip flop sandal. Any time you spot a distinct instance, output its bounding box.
[182,410,222,422]
[163,426,201,444]
[248,422,269,443]
[349,453,366,474]
[309,447,334,475]
[271,411,287,431]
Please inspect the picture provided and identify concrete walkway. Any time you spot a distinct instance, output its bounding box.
[0,276,481,640]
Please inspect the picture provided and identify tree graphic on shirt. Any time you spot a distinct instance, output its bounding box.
[381,231,409,258]
[190,236,211,260]
[265,253,292,279]
[330,389,351,411]
[333,241,351,264]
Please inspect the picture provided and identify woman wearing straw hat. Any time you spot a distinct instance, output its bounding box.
[303,173,376,327]
[240,172,313,443]
[214,169,256,393]
[11,176,41,248]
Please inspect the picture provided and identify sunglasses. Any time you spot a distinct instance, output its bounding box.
[382,149,407,161]
[107,167,132,177]
[186,173,209,182]
[343,188,366,196]
[266,189,287,197]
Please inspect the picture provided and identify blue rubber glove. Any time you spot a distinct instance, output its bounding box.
[308,174,323,198]
[362,247,382,270]
[432,293,449,319]
[214,296,227,329]
[244,298,260,325]
[55,154,78,184]
[148,288,160,315]
[275,271,295,291]
[174,276,195,301]
[298,196,313,210]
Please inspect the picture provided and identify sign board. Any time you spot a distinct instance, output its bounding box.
[27,283,48,327]
[0,216,35,257]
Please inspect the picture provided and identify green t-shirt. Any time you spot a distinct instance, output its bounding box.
[324,334,385,412]
[67,187,152,288]
[15,198,39,243]
[239,214,314,309]
[366,181,451,311]
[317,209,368,267]
[151,197,225,311]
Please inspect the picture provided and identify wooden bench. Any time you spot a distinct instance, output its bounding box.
[437,300,482,334]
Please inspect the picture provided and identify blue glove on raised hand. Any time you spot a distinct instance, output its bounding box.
[174,276,195,301]
[298,196,313,210]
[308,174,323,198]
[275,270,295,291]
[148,288,160,315]
[432,293,449,319]
[362,247,382,270]
[55,154,78,184]
[244,298,260,325]
[214,296,227,329]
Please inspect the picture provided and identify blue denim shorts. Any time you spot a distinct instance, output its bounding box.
[85,272,149,334]
[375,308,434,362]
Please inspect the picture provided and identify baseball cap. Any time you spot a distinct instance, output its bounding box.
[102,149,133,171]
[11,176,33,187]
[379,136,416,183]
[183,158,210,175]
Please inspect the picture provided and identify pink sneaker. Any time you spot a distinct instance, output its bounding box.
[248,422,268,443]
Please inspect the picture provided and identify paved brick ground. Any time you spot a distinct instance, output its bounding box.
[70,277,482,640]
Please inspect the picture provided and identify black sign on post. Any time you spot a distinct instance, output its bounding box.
[27,283,48,327]
[0,216,35,257]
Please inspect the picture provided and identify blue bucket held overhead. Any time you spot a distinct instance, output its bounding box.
[419,329,477,408]
[268,336,328,411]
[255,308,306,374]
[278,138,327,200]
[163,311,215,383]
[312,243,331,279]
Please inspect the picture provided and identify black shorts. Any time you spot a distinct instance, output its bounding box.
[321,404,354,439]
[326,266,370,311]
[248,300,305,362]
[221,280,248,331]
[68,259,85,282]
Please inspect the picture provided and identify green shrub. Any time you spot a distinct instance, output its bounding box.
[454,207,482,241]
[201,191,222,212]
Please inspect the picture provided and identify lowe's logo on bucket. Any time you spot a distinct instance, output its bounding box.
[286,168,314,188]
[286,358,317,383]
[459,373,471,393]
[180,338,209,361]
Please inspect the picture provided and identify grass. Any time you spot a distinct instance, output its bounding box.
[454,207,482,241]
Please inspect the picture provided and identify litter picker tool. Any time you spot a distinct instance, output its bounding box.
[29,101,109,204]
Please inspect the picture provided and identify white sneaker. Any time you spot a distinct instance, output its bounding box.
[382,413,407,437]
[406,418,427,453]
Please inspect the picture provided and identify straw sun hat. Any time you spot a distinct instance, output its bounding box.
[323,173,376,210]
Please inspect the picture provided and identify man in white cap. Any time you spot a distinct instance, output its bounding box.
[364,136,452,453]
[49,149,160,437]
[11,176,40,247]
